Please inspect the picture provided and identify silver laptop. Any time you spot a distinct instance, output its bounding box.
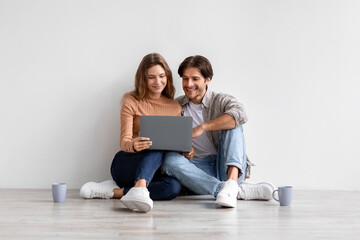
[140,115,193,152]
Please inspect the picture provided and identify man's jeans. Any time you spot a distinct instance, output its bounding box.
[111,150,181,200]
[162,126,247,197]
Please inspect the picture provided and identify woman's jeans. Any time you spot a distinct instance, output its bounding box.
[162,126,247,197]
[110,150,181,200]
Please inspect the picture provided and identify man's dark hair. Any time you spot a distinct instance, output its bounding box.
[178,55,214,80]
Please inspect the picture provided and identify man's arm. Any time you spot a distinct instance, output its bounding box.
[220,94,247,127]
[192,113,235,138]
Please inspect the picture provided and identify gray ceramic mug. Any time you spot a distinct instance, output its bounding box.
[52,183,67,203]
[272,186,293,206]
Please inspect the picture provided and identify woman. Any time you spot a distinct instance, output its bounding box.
[80,53,182,212]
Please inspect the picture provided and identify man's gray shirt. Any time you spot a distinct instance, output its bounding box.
[176,89,247,150]
[176,89,253,178]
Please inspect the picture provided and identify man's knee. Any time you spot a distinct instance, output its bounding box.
[163,152,183,168]
[221,125,244,137]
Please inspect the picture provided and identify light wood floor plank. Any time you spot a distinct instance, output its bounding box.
[0,189,359,239]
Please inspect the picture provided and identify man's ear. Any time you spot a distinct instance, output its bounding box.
[205,77,211,85]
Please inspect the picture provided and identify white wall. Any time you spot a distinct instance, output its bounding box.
[1,0,359,190]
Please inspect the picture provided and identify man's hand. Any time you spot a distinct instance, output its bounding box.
[192,124,206,139]
[133,137,152,152]
[182,148,194,159]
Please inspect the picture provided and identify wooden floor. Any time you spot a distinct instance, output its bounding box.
[0,189,359,239]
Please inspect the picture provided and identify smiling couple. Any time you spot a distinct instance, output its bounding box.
[79,53,275,213]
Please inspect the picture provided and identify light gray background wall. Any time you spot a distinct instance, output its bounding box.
[1,0,359,190]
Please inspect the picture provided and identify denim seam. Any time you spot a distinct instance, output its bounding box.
[214,182,224,197]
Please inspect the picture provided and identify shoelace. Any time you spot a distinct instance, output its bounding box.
[240,185,264,199]
[91,188,110,198]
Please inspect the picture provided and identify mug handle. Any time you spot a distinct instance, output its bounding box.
[272,189,279,202]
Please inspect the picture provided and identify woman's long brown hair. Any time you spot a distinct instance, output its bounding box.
[127,53,175,100]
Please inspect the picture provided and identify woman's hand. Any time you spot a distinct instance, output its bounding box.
[133,137,152,152]
[182,147,194,160]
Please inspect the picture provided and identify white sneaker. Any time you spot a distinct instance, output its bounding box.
[215,179,239,208]
[238,182,276,200]
[120,187,153,213]
[79,180,118,199]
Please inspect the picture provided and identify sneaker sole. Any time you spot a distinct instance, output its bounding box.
[120,197,153,212]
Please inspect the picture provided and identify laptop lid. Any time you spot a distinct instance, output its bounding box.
[140,115,193,152]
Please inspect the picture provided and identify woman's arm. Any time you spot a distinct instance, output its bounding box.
[120,96,152,152]
[120,96,137,152]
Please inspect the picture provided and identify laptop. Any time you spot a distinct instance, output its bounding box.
[139,115,193,152]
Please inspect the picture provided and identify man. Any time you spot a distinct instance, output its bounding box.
[161,55,275,208]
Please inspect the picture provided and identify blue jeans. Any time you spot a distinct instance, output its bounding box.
[110,151,181,200]
[162,126,247,197]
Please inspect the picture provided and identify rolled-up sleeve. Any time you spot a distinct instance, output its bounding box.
[219,94,248,127]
